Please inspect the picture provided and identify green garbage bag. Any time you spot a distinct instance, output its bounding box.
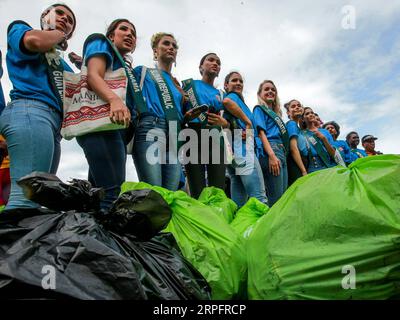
[121,182,247,300]
[198,187,238,224]
[230,198,269,238]
[247,155,400,300]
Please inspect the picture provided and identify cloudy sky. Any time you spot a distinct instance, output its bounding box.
[0,0,399,182]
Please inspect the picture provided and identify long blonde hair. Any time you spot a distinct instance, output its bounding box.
[257,80,282,117]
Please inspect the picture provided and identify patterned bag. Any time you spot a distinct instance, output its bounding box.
[61,66,126,140]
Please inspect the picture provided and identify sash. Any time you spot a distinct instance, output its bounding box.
[182,78,208,125]
[303,130,332,168]
[83,33,147,115]
[255,104,289,155]
[147,68,181,124]
[44,50,65,110]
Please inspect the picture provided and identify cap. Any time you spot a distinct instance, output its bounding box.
[362,135,378,143]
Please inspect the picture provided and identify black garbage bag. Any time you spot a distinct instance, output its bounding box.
[103,189,172,241]
[17,172,104,212]
[0,209,211,300]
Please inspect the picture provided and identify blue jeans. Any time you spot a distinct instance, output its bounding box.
[307,156,329,173]
[0,99,61,209]
[227,152,268,208]
[132,115,181,191]
[259,142,288,207]
[76,129,128,210]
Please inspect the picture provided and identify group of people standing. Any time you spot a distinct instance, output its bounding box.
[0,4,383,212]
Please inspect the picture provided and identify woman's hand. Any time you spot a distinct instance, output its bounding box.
[68,52,83,70]
[207,113,228,127]
[109,98,131,127]
[269,153,281,176]
[242,122,252,140]
[314,130,326,141]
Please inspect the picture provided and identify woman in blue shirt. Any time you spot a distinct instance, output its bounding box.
[132,33,184,191]
[253,80,288,206]
[0,4,76,209]
[323,121,357,165]
[182,53,229,199]
[301,107,337,173]
[223,72,268,207]
[76,19,136,210]
[284,99,307,185]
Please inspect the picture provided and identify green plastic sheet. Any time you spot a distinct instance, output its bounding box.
[247,155,400,300]
[230,197,269,238]
[198,187,238,224]
[121,182,247,300]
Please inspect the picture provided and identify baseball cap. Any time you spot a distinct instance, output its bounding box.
[362,135,378,143]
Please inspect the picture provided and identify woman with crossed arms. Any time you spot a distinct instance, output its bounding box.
[301,107,336,173]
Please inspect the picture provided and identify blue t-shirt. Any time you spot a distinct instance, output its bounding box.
[183,80,224,123]
[7,21,73,112]
[133,66,183,121]
[83,36,134,113]
[352,148,368,159]
[225,92,260,156]
[333,140,355,164]
[0,50,5,114]
[287,120,307,154]
[301,128,335,166]
[253,106,283,143]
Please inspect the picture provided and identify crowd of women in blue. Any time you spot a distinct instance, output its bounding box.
[0,4,376,211]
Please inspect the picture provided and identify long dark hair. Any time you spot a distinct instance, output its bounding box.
[224,71,244,101]
[40,3,76,39]
[106,19,136,67]
[301,107,313,130]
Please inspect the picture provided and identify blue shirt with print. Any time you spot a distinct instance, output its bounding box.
[183,80,223,123]
[0,50,5,114]
[133,66,183,121]
[332,140,355,164]
[352,148,368,159]
[7,21,72,112]
[83,35,135,114]
[301,128,336,166]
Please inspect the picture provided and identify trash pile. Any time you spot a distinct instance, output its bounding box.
[0,172,210,300]
[1,155,399,300]
[247,155,400,300]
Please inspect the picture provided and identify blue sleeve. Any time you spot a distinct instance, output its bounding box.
[7,22,40,61]
[83,37,114,70]
[253,107,268,133]
[287,120,299,139]
[320,129,334,145]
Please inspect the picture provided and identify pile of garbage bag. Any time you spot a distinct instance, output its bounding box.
[1,154,399,300]
[247,155,400,300]
[121,183,247,300]
[0,173,210,300]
